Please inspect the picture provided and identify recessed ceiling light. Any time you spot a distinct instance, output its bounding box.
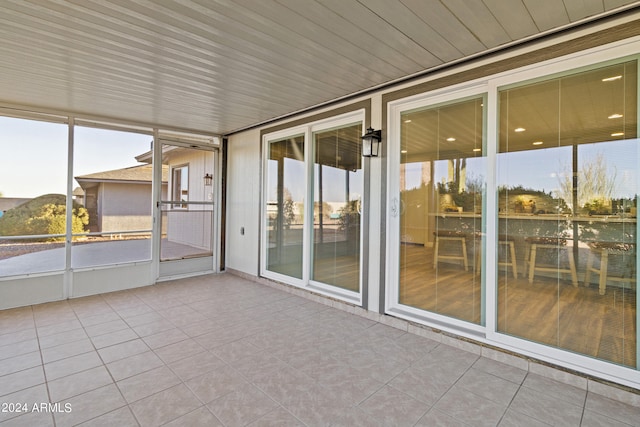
[446,137,456,142]
[401,150,408,154]
[472,148,481,152]
[611,132,624,137]
[608,113,623,119]
[514,127,526,132]
[602,75,622,82]
[532,141,543,146]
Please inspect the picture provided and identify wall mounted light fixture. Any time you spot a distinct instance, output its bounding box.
[204,173,213,186]
[362,127,381,157]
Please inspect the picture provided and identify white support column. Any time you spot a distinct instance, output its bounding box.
[151,129,162,283]
[368,93,383,312]
[63,117,74,299]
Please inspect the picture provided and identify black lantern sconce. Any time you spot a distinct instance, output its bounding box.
[361,127,382,157]
[203,173,213,186]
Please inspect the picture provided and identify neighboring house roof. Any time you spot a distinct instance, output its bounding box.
[75,164,169,187]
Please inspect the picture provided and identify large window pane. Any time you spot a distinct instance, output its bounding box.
[72,127,154,268]
[265,135,305,279]
[399,97,485,324]
[0,117,68,276]
[497,61,637,367]
[311,123,362,292]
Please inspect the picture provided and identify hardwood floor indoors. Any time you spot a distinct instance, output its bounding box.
[398,243,636,368]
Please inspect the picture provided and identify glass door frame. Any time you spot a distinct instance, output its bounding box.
[386,85,490,336]
[385,42,640,388]
[260,110,366,305]
[154,136,220,280]
[485,53,640,383]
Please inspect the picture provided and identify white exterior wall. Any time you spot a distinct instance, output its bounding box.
[100,182,153,232]
[226,129,260,275]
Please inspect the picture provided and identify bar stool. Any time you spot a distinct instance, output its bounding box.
[525,236,578,287]
[433,230,468,271]
[584,242,636,295]
[498,235,518,279]
[473,234,518,278]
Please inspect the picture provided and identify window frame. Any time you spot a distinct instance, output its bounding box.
[171,164,189,210]
[260,110,366,305]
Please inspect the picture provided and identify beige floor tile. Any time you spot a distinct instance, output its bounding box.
[246,407,303,427]
[41,339,94,364]
[77,311,121,328]
[522,373,587,407]
[35,319,82,337]
[580,409,635,427]
[167,351,226,381]
[120,310,161,327]
[497,409,557,427]
[90,328,138,349]
[129,384,200,427]
[0,410,55,426]
[358,385,429,427]
[142,327,189,349]
[0,366,45,397]
[38,328,88,350]
[207,383,279,427]
[2,274,640,427]
[131,319,175,337]
[472,356,527,384]
[209,338,260,363]
[107,351,164,382]
[98,339,149,364]
[509,386,583,426]
[53,384,126,427]
[457,368,520,406]
[0,384,49,423]
[154,337,205,363]
[76,406,139,427]
[163,406,223,427]
[117,365,181,403]
[585,392,640,426]
[433,384,508,427]
[0,351,42,377]
[185,368,248,404]
[48,366,113,402]
[84,319,130,338]
[0,329,36,347]
[0,339,39,362]
[44,351,103,381]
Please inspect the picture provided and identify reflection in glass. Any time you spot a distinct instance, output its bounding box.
[266,135,305,279]
[0,117,68,276]
[311,123,362,292]
[399,97,485,324]
[72,127,155,268]
[497,61,637,368]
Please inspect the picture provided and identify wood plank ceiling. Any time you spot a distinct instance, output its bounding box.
[0,0,638,135]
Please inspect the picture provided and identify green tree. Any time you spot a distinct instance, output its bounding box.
[0,194,89,240]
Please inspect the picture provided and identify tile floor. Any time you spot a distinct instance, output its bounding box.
[0,273,639,426]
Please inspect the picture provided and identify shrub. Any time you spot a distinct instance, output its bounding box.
[0,194,88,240]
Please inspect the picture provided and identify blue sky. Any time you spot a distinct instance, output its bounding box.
[0,116,151,198]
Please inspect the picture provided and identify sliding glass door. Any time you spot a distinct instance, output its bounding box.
[311,123,363,293]
[262,112,365,303]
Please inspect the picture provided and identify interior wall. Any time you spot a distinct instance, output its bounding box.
[226,129,261,275]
